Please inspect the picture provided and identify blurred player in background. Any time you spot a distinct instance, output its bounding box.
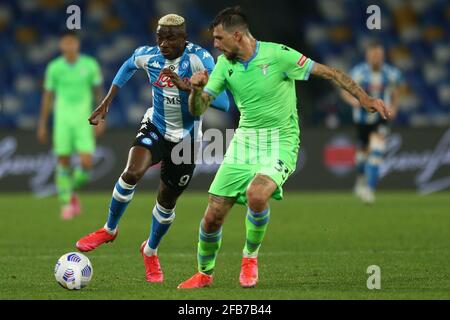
[37,30,104,220]
[341,41,403,204]
[177,6,389,289]
[75,14,229,283]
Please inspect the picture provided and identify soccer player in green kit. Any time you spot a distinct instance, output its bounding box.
[37,31,104,220]
[178,7,389,289]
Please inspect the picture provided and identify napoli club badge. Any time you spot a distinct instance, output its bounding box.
[141,137,153,146]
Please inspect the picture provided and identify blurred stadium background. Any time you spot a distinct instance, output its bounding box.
[0,0,449,194]
[1,0,450,300]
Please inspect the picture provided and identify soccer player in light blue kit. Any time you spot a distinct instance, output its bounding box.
[75,14,229,282]
[341,41,402,204]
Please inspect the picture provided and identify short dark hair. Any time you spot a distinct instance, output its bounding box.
[60,29,79,39]
[210,6,249,31]
[366,39,383,50]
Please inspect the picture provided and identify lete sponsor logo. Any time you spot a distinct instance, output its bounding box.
[0,136,116,196]
[153,73,175,88]
[0,136,55,194]
[153,72,190,89]
[322,129,450,193]
[382,129,450,194]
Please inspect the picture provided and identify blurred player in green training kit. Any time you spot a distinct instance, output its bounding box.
[37,30,104,220]
[177,6,389,289]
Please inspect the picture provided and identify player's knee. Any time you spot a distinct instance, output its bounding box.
[58,157,70,167]
[369,136,385,153]
[121,168,145,185]
[203,213,223,232]
[203,204,225,232]
[246,189,269,213]
[367,136,385,165]
[80,156,93,170]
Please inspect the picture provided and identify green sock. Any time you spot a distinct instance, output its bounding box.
[243,207,270,257]
[197,219,222,275]
[56,165,72,204]
[73,167,90,190]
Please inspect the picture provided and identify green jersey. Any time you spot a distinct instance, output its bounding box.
[44,54,102,123]
[206,41,315,204]
[204,41,314,139]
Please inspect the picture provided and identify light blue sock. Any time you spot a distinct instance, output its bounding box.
[365,163,379,190]
[105,177,136,231]
[146,203,175,253]
[244,207,271,258]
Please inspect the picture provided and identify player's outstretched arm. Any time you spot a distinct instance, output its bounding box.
[188,70,214,116]
[37,90,54,144]
[89,85,119,126]
[89,52,139,126]
[388,83,404,120]
[93,85,106,135]
[311,62,390,120]
[340,89,360,109]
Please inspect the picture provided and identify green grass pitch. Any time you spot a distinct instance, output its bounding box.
[1,191,449,299]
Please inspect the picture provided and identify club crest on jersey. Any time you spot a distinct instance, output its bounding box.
[297,55,307,67]
[258,64,270,75]
[141,137,152,146]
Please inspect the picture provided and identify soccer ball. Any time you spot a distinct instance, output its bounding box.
[54,252,93,290]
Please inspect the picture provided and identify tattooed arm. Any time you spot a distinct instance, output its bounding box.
[189,88,214,116]
[188,70,214,116]
[311,62,389,119]
[388,83,404,120]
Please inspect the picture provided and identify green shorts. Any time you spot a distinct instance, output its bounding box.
[209,128,299,205]
[53,120,95,156]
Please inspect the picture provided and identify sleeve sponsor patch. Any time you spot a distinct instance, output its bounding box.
[297,55,307,67]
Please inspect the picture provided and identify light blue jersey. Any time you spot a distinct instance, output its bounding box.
[113,42,229,142]
[350,62,402,125]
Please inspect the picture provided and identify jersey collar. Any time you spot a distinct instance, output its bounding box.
[239,40,260,70]
[63,55,80,66]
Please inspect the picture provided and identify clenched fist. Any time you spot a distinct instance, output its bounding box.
[190,70,209,91]
[160,68,191,91]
